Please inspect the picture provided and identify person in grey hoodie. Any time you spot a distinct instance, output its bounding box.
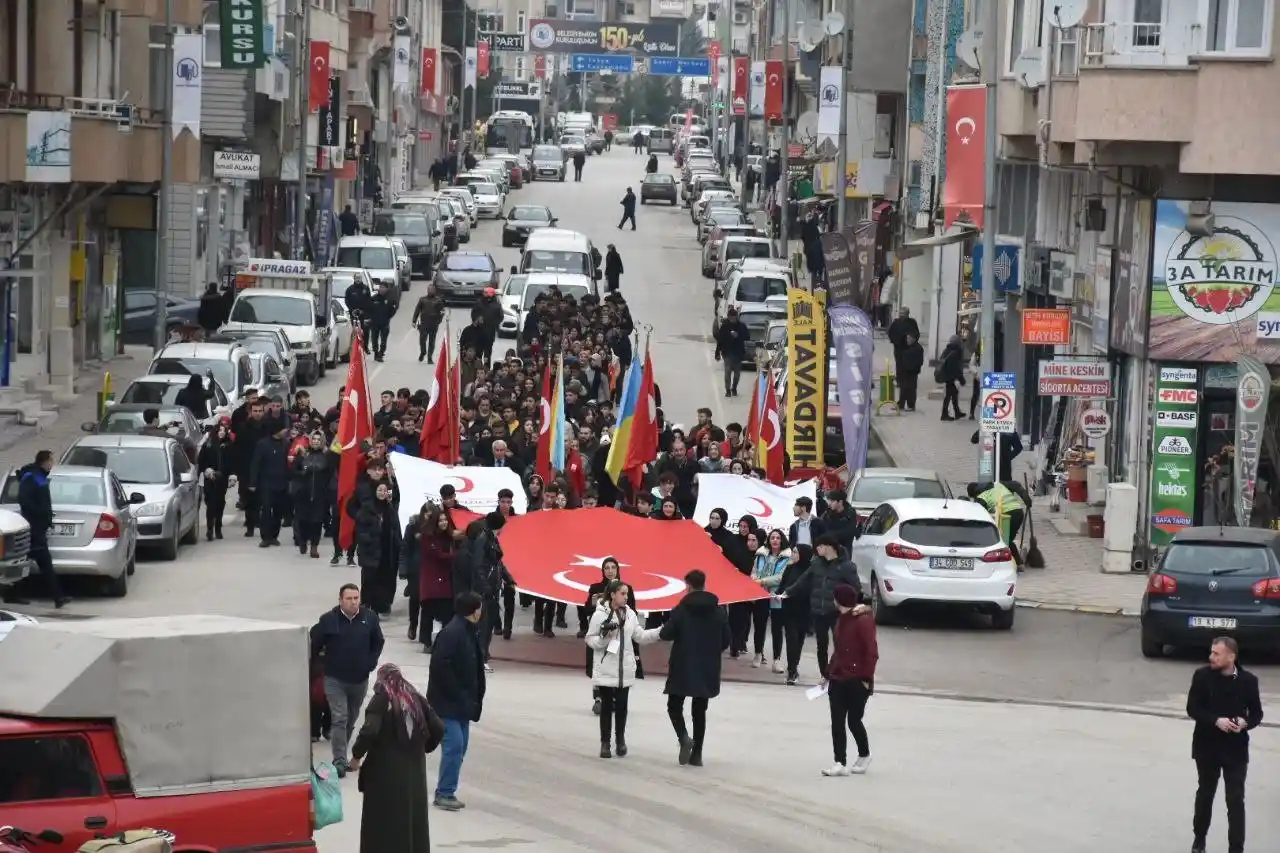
[775,533,861,680]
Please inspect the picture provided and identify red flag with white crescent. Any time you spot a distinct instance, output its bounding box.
[535,359,554,483]
[943,85,986,229]
[477,40,490,78]
[336,330,373,549]
[764,60,783,121]
[421,48,437,95]
[759,369,784,484]
[419,337,458,463]
[308,42,331,112]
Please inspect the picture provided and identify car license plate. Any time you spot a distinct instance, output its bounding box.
[929,557,974,570]
[1189,616,1237,629]
[52,522,77,537]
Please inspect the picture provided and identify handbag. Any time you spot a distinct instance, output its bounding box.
[933,365,945,384]
[311,762,344,829]
[77,830,172,853]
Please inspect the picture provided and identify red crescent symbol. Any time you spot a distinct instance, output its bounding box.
[444,476,475,493]
[538,399,551,435]
[768,74,779,86]
[313,56,326,70]
[747,497,772,518]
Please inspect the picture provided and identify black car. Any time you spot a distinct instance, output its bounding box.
[372,210,442,278]
[640,173,678,206]
[1140,526,1280,657]
[121,290,203,345]
[501,205,557,248]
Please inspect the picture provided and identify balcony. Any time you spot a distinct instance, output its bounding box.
[1081,21,1203,68]
[102,0,204,27]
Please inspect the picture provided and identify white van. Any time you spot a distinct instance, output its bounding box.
[336,236,401,299]
[518,228,600,282]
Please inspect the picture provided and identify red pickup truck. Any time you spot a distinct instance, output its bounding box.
[0,615,317,853]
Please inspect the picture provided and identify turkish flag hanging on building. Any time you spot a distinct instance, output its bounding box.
[732,56,749,103]
[534,54,546,79]
[308,42,331,112]
[943,85,986,229]
[764,59,783,121]
[477,40,490,78]
[421,47,437,95]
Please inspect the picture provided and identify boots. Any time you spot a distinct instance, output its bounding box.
[615,737,628,757]
[330,549,341,566]
[600,741,612,759]
[310,544,320,559]
[689,741,704,767]
[214,520,223,540]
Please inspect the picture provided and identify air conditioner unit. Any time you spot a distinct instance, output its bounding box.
[732,10,748,24]
[546,4,558,16]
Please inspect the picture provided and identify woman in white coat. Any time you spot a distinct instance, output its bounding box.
[586,579,657,758]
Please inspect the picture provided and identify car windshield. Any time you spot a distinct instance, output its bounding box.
[563,136,585,146]
[151,358,235,393]
[510,207,551,222]
[229,295,313,326]
[336,246,395,269]
[523,284,589,308]
[735,276,788,303]
[329,273,357,292]
[645,174,675,184]
[1162,543,1271,576]
[899,518,1001,548]
[709,211,745,225]
[534,146,562,159]
[444,254,493,272]
[1,473,107,506]
[63,446,171,485]
[504,276,529,298]
[525,250,588,274]
[119,381,186,406]
[373,213,430,236]
[726,242,773,262]
[852,477,947,502]
[473,183,499,196]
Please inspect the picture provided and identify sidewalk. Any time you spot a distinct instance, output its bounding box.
[868,338,1146,615]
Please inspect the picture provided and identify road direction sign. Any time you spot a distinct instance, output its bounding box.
[980,371,1018,435]
[570,54,635,73]
[649,56,711,76]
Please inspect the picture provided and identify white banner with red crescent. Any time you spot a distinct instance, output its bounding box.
[387,453,528,532]
[692,474,818,531]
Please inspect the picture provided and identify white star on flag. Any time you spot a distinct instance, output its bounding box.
[569,554,629,569]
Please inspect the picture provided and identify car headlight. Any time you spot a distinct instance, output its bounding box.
[291,341,309,350]
[137,502,167,517]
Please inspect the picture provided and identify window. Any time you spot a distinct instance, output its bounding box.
[1005,0,1044,72]
[1133,0,1163,47]
[203,17,222,68]
[1206,0,1270,53]
[1054,26,1079,76]
[0,736,104,802]
[62,446,171,485]
[1161,543,1271,576]
[851,477,948,503]
[517,11,526,36]
[229,295,315,326]
[899,519,1001,548]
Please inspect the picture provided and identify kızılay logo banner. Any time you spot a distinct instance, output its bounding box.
[1148,364,1200,547]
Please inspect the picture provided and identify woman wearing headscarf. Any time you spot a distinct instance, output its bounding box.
[355,481,401,617]
[348,663,445,852]
[174,372,214,420]
[728,516,762,656]
[584,557,639,714]
[585,578,657,759]
[937,334,966,421]
[779,543,814,686]
[290,430,332,558]
[750,528,791,672]
[197,419,235,540]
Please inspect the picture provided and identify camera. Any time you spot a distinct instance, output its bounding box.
[600,620,618,634]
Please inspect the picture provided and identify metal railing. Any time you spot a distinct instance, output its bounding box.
[0,88,159,122]
[1081,21,1202,68]
[349,0,373,11]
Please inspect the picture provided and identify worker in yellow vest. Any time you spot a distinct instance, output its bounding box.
[967,481,1026,563]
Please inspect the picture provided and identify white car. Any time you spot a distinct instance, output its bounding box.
[438,196,471,243]
[117,374,232,424]
[470,182,504,218]
[440,188,479,226]
[847,497,1017,630]
[0,609,36,642]
[327,296,355,365]
[692,189,737,223]
[498,272,529,338]
[559,135,587,156]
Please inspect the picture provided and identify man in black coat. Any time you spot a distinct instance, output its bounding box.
[233,398,272,535]
[427,591,487,811]
[1186,636,1262,853]
[366,284,394,362]
[604,244,624,293]
[572,150,586,181]
[887,307,920,352]
[310,583,384,775]
[12,450,67,607]
[775,533,861,679]
[250,422,291,547]
[617,188,637,231]
[714,307,749,397]
[197,282,227,334]
[895,332,924,412]
[787,495,827,548]
[645,570,730,767]
[454,513,512,657]
[820,489,860,551]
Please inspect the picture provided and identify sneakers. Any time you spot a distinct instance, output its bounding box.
[751,654,762,668]
[433,796,465,811]
[771,658,784,673]
[330,552,340,565]
[786,672,799,686]
[334,758,349,778]
[821,763,850,777]
[850,756,871,774]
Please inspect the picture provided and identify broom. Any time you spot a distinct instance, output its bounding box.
[1022,472,1046,569]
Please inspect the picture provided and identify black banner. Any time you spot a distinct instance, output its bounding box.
[485,32,526,52]
[526,19,679,55]
[820,232,856,308]
[344,116,358,162]
[850,220,877,313]
[319,76,341,147]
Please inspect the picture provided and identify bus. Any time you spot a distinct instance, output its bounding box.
[485,110,535,156]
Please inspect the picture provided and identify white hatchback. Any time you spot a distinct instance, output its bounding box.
[848,498,1017,629]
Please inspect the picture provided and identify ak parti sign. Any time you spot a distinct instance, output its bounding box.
[1020,308,1071,345]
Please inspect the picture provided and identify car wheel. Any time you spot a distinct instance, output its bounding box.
[671,199,677,206]
[559,174,565,182]
[105,565,129,598]
[990,607,1015,630]
[325,346,338,370]
[126,553,136,575]
[870,574,900,626]
[181,513,199,545]
[317,358,327,379]
[1140,623,1164,658]
[158,526,179,561]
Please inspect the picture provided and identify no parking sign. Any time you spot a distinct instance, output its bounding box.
[980,372,1018,435]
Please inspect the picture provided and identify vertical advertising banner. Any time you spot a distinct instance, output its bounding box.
[749,60,765,117]
[219,0,267,69]
[1148,365,1201,546]
[318,76,340,148]
[171,33,203,139]
[308,42,330,111]
[943,85,986,229]
[534,54,546,79]
[817,66,841,138]
[393,35,411,87]
[764,60,783,121]
[465,47,478,88]
[828,305,874,472]
[785,289,827,473]
[421,48,438,94]
[1235,355,1270,526]
[478,40,490,78]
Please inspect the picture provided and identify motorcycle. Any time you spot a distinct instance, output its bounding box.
[0,827,63,853]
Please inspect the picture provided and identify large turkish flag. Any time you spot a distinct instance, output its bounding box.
[943,85,986,229]
[764,60,783,121]
[499,508,770,611]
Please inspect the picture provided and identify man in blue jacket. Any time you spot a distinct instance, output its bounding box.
[428,591,487,811]
[310,583,384,776]
[14,450,67,608]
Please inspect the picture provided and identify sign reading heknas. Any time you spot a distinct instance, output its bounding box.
[1037,358,1112,397]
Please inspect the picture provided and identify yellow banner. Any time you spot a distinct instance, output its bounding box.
[785,288,827,471]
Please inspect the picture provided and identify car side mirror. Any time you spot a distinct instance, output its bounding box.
[81,421,98,432]
[130,492,146,504]
[550,218,558,224]
[510,265,518,274]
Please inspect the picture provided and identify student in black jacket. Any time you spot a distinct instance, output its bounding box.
[249,423,291,547]
[821,489,860,551]
[1186,636,1263,853]
[788,496,827,548]
[427,591,487,811]
[714,308,749,398]
[13,451,67,607]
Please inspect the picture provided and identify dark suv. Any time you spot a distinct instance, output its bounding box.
[372,210,443,278]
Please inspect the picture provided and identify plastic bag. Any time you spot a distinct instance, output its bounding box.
[311,761,344,829]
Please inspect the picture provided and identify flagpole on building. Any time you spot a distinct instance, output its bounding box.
[977,0,999,481]
[152,0,174,351]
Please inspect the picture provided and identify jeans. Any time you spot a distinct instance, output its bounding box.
[813,611,838,679]
[722,356,742,394]
[828,678,871,764]
[752,600,784,659]
[322,676,368,763]
[784,607,809,678]
[618,211,636,229]
[666,695,708,747]
[28,547,64,601]
[257,489,288,542]
[435,718,471,799]
[1193,757,1247,852]
[419,324,440,360]
[598,686,630,744]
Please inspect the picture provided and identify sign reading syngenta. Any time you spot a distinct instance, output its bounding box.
[785,289,827,473]
[219,0,267,69]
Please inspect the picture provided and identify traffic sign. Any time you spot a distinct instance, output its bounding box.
[980,371,1018,435]
[569,54,635,73]
[649,56,711,76]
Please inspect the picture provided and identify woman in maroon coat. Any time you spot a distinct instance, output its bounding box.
[416,506,457,652]
[821,584,877,777]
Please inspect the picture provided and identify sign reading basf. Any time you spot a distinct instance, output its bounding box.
[1157,387,1199,405]
[1036,359,1112,397]
[1155,409,1198,429]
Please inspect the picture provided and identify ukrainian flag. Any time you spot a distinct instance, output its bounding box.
[606,358,645,484]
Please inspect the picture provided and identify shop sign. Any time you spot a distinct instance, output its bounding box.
[212,150,260,180]
[243,258,312,275]
[1079,407,1111,440]
[1149,364,1201,547]
[784,289,827,472]
[1021,308,1071,345]
[1036,359,1111,397]
[1159,366,1198,384]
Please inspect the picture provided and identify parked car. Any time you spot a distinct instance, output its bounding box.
[501,205,557,247]
[0,464,141,596]
[0,608,36,641]
[848,497,1017,629]
[389,237,412,290]
[208,326,296,390]
[847,468,953,524]
[1140,526,1280,657]
[698,207,748,244]
[335,236,402,309]
[0,507,31,590]
[433,251,500,305]
[498,272,529,338]
[702,222,759,274]
[148,341,255,414]
[117,375,231,424]
[84,404,205,451]
[531,144,566,181]
[371,209,441,279]
[121,290,202,345]
[248,352,292,406]
[736,302,788,368]
[328,296,355,365]
[60,435,200,561]
[640,173,679,205]
[440,187,479,225]
[470,182,505,219]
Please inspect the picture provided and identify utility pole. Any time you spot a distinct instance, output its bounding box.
[293,0,311,260]
[833,0,850,230]
[716,0,731,171]
[469,9,478,144]
[152,0,174,350]
[777,0,791,254]
[977,0,999,478]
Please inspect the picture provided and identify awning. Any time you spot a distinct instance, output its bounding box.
[896,227,976,260]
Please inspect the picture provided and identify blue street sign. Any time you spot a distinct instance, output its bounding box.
[970,241,1022,293]
[649,56,711,76]
[569,54,634,73]
[982,372,1018,390]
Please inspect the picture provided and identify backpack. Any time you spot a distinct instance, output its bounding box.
[77,830,172,853]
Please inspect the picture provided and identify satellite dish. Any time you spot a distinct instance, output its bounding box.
[1013,54,1045,89]
[798,20,825,53]
[956,28,983,71]
[794,111,819,142]
[822,11,845,35]
[1046,0,1086,28]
